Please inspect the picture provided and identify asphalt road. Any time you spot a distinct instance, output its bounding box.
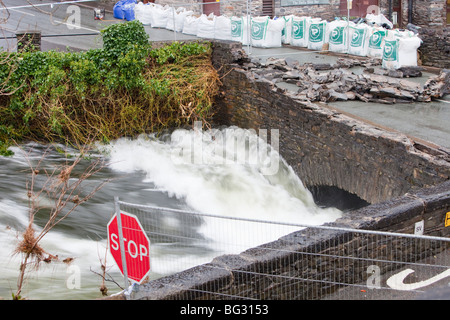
[0,0,199,51]
[1,0,118,51]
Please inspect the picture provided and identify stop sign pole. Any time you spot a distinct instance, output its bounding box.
[114,197,128,289]
[108,197,151,288]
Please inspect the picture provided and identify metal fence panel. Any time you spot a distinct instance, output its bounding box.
[114,198,450,300]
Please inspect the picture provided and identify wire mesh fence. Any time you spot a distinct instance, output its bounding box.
[113,198,450,300]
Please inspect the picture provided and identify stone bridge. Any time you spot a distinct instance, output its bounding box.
[109,40,450,300]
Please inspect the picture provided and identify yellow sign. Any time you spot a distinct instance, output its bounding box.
[445,212,450,227]
[347,0,352,10]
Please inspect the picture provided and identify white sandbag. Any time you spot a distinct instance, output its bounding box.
[367,27,387,58]
[166,7,193,32]
[182,15,199,35]
[231,16,250,45]
[366,13,393,29]
[291,16,315,47]
[134,3,152,25]
[382,32,421,70]
[282,15,294,44]
[250,16,270,47]
[151,4,171,28]
[214,15,232,40]
[382,37,400,69]
[264,18,285,48]
[348,24,371,56]
[308,20,327,50]
[398,36,422,67]
[327,20,350,53]
[197,13,216,38]
[231,16,243,42]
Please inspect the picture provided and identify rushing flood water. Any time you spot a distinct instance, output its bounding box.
[0,126,342,300]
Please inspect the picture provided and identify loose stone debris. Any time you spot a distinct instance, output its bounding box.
[239,55,449,104]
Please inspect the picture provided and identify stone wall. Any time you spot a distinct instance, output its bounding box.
[274,0,341,21]
[126,180,450,300]
[418,27,450,69]
[108,40,450,301]
[211,41,450,205]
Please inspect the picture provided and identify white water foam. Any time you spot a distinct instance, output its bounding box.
[103,126,342,255]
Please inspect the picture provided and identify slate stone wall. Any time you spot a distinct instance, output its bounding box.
[128,180,450,300]
[109,40,450,301]
[211,41,450,205]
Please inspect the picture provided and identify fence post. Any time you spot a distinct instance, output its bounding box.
[114,196,129,289]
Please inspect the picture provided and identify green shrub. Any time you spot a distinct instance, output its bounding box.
[0,21,219,155]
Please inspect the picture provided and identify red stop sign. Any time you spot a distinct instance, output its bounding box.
[107,212,151,284]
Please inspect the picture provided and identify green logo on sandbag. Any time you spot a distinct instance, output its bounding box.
[351,28,365,47]
[231,20,242,38]
[292,20,305,40]
[330,26,345,45]
[251,20,268,41]
[369,30,386,49]
[309,23,324,43]
[383,39,399,62]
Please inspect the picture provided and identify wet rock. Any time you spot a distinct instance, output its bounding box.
[311,63,333,71]
[423,69,450,98]
[241,55,445,104]
[326,90,349,101]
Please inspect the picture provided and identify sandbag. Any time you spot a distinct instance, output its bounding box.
[367,27,387,58]
[250,16,269,47]
[182,15,199,35]
[113,0,136,20]
[215,16,232,40]
[166,7,193,32]
[348,24,371,56]
[291,16,315,47]
[264,18,285,48]
[123,1,135,21]
[398,36,422,67]
[366,13,393,29]
[151,5,171,28]
[382,37,400,69]
[231,16,250,45]
[382,31,421,69]
[197,14,216,39]
[308,20,327,50]
[327,20,351,53]
[134,2,153,25]
[281,15,294,44]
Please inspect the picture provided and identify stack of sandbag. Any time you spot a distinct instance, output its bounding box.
[348,23,371,56]
[327,19,352,53]
[382,30,422,69]
[307,19,327,50]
